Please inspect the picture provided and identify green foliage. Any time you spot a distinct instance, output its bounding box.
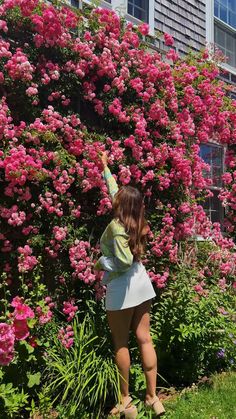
[44,315,120,418]
[0,372,29,419]
[151,261,236,384]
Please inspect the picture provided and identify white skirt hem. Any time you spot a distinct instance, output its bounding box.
[104,262,156,311]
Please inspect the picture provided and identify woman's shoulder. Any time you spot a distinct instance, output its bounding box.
[108,219,128,237]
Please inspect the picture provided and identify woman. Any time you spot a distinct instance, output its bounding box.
[94,152,165,418]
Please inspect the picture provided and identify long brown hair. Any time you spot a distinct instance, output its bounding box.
[112,186,148,260]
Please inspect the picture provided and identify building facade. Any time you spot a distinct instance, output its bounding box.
[154,0,236,225]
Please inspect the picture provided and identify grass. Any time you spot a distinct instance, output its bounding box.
[33,371,236,418]
[162,371,236,419]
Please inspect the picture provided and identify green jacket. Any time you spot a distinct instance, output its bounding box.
[94,167,134,281]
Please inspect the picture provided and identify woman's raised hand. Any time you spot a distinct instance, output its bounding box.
[98,151,108,169]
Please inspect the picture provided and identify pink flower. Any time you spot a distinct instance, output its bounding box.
[14,304,34,320]
[13,319,30,340]
[69,241,96,283]
[58,326,74,349]
[166,48,179,62]
[138,23,149,36]
[0,323,15,366]
[53,226,68,241]
[0,20,8,33]
[94,280,106,301]
[149,271,169,288]
[38,310,53,325]
[194,281,207,296]
[35,303,53,325]
[222,172,232,185]
[26,86,38,96]
[0,0,236,332]
[11,296,23,308]
[164,32,174,46]
[5,49,35,81]
[218,278,227,291]
[17,245,38,272]
[11,297,34,320]
[63,300,78,322]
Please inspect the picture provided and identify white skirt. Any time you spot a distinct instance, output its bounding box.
[103,262,156,311]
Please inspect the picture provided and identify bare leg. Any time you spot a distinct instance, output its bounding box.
[131,300,157,401]
[107,307,135,411]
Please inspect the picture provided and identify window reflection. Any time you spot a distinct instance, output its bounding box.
[214,22,236,68]
[128,0,149,22]
[215,0,236,29]
[200,144,224,225]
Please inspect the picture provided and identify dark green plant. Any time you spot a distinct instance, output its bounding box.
[44,315,120,418]
[151,262,236,385]
[0,371,29,419]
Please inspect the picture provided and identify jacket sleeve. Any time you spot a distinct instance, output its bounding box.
[103,166,119,199]
[94,234,133,272]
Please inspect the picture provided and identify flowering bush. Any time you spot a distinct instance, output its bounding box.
[0,0,236,415]
[220,148,236,240]
[151,242,236,384]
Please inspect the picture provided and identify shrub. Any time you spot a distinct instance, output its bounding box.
[44,315,119,418]
[151,243,236,385]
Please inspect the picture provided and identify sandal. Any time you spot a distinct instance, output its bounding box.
[108,396,138,418]
[145,396,165,416]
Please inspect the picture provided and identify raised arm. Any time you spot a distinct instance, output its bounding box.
[103,166,119,199]
[99,151,118,199]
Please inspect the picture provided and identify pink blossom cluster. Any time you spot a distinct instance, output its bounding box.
[149,270,169,288]
[17,245,38,272]
[0,296,36,365]
[58,325,74,349]
[194,281,208,297]
[36,297,55,325]
[53,226,68,241]
[164,33,174,46]
[31,5,77,48]
[93,279,106,301]
[62,300,78,321]
[0,323,15,365]
[0,204,26,226]
[5,48,35,81]
[69,241,96,284]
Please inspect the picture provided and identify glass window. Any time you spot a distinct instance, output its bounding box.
[229,11,236,27]
[200,143,224,187]
[128,0,149,22]
[229,0,236,13]
[202,190,224,224]
[214,22,236,67]
[220,5,227,22]
[215,24,225,45]
[215,1,219,17]
[214,0,236,29]
[71,0,79,7]
[200,144,224,225]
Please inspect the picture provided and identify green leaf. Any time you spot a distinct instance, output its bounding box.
[27,372,41,388]
[19,340,35,354]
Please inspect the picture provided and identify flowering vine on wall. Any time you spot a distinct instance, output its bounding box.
[0,0,236,364]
